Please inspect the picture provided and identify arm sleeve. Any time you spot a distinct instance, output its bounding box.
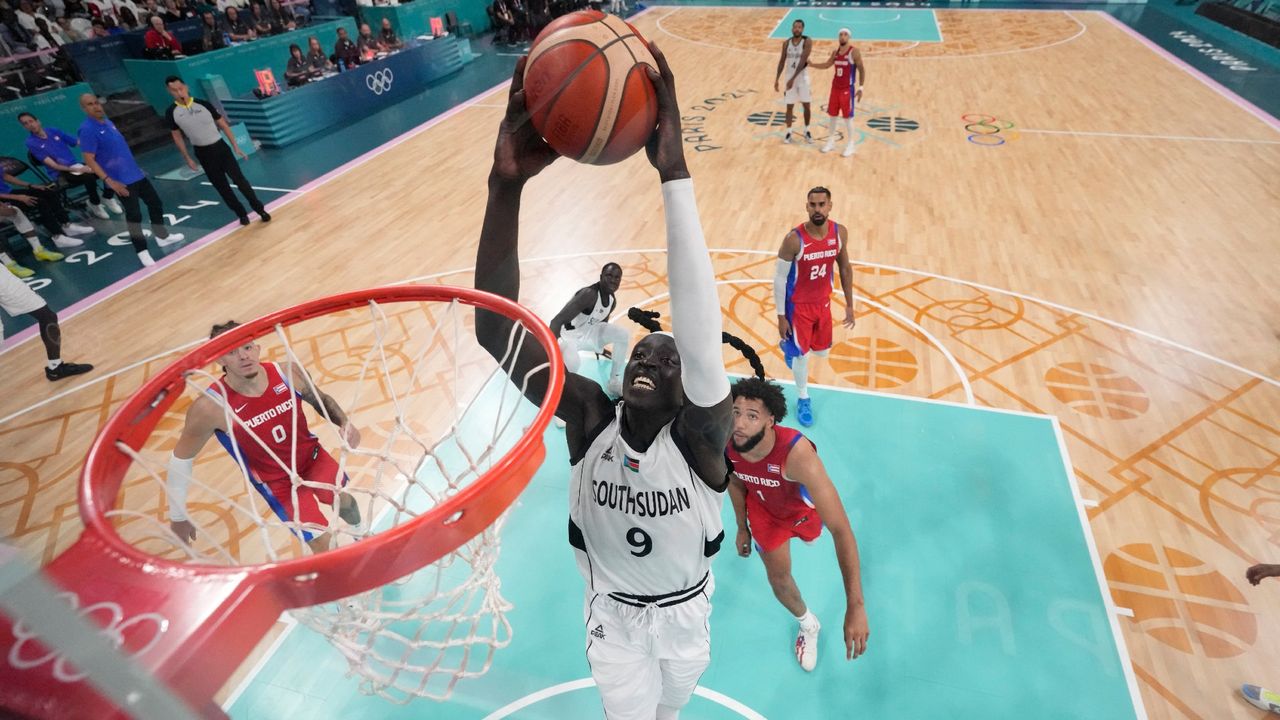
[663,178,728,408]
[773,258,791,315]
[166,453,195,521]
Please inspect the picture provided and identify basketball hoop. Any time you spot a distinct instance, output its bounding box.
[0,285,563,719]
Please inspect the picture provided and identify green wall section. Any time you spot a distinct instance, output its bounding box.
[124,19,359,114]
[229,371,1140,720]
[361,0,490,42]
[0,83,95,169]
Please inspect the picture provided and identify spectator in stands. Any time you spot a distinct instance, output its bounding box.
[143,14,184,57]
[56,17,85,42]
[77,92,185,267]
[284,42,316,85]
[378,17,401,49]
[172,0,197,18]
[105,17,125,35]
[20,111,123,220]
[355,21,380,59]
[216,0,248,10]
[489,0,515,45]
[221,6,253,42]
[332,25,358,67]
[0,171,92,250]
[265,0,295,33]
[165,76,268,226]
[15,0,48,35]
[305,35,330,71]
[0,267,94,382]
[0,204,67,277]
[160,0,181,21]
[248,2,271,36]
[117,6,140,30]
[89,18,110,38]
[198,10,224,50]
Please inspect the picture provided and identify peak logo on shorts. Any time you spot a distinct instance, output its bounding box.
[601,448,615,462]
[590,624,605,639]
[273,382,289,395]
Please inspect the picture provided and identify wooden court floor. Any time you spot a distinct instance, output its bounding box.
[1,7,1278,719]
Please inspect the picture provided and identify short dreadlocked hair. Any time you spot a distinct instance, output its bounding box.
[730,376,787,422]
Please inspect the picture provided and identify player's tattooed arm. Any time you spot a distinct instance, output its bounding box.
[287,362,360,447]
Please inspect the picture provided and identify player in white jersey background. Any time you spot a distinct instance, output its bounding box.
[774,19,813,144]
[550,262,631,398]
[474,48,734,720]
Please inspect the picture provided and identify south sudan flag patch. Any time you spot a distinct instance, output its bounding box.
[623,455,640,473]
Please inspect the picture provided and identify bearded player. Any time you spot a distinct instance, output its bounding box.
[166,321,362,554]
[474,48,732,720]
[774,19,813,144]
[809,28,866,157]
[549,262,631,398]
[775,186,856,426]
[726,376,868,671]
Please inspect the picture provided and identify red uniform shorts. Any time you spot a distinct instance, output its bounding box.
[748,500,823,554]
[259,447,348,528]
[788,301,833,355]
[828,89,853,118]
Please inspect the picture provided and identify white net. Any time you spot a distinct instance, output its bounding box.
[102,293,552,702]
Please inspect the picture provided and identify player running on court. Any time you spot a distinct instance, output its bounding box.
[474,47,732,720]
[775,19,813,144]
[808,27,866,157]
[726,376,869,671]
[166,321,362,554]
[550,262,631,398]
[775,186,856,426]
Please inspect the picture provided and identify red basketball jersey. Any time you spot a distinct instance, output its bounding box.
[727,426,815,522]
[208,362,320,483]
[786,221,842,305]
[831,46,855,93]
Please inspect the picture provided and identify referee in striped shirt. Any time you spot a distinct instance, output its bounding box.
[164,77,270,226]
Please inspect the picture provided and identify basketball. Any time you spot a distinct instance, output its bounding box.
[522,11,658,165]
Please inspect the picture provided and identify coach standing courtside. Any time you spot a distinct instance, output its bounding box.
[164,77,270,226]
[77,93,185,267]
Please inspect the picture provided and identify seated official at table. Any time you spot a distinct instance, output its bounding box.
[285,42,321,85]
[378,17,403,50]
[332,26,359,68]
[221,6,255,42]
[356,22,382,60]
[143,14,185,58]
[305,35,332,72]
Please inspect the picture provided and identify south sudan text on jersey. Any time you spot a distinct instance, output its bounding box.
[591,479,692,518]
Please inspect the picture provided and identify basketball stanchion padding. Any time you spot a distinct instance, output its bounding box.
[0,285,564,719]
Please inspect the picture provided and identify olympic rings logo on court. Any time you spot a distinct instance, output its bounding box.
[366,69,394,95]
[962,114,1019,146]
[7,592,169,682]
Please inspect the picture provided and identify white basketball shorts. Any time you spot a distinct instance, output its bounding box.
[582,589,713,720]
[0,269,46,320]
[783,73,811,104]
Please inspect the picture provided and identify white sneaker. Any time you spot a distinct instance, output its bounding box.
[51,234,83,249]
[821,140,835,153]
[842,144,856,158]
[104,197,123,214]
[156,232,184,247]
[795,617,820,672]
[782,132,792,144]
[804,131,814,144]
[62,223,94,236]
[87,203,109,219]
[137,250,155,266]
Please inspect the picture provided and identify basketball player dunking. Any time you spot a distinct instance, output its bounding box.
[775,186,856,426]
[809,28,866,157]
[166,321,362,554]
[726,376,868,671]
[774,19,813,144]
[550,262,631,398]
[475,47,732,720]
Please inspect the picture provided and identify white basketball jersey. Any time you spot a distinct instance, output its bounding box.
[565,287,614,333]
[569,405,725,599]
[785,37,808,83]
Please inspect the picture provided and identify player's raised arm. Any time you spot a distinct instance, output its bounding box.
[285,361,360,447]
[645,43,732,490]
[786,438,869,659]
[474,57,612,455]
[166,394,222,543]
[836,224,856,328]
[774,230,801,339]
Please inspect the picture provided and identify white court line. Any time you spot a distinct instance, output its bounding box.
[1051,416,1149,720]
[634,278,977,405]
[933,8,943,42]
[1017,127,1280,145]
[1115,606,1136,618]
[198,181,297,193]
[480,677,767,720]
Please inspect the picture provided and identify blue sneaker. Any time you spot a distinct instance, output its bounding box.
[1242,684,1280,713]
[796,397,813,427]
[779,335,802,369]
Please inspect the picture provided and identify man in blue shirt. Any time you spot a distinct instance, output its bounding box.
[20,111,124,220]
[78,93,185,267]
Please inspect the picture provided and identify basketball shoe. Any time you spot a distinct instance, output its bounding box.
[795,613,820,671]
[796,397,813,427]
[1242,685,1280,714]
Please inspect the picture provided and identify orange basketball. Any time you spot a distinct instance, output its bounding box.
[522,11,658,165]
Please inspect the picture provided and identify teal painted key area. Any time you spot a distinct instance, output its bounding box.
[220,37,471,147]
[228,366,1142,720]
[769,8,944,43]
[124,18,358,114]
